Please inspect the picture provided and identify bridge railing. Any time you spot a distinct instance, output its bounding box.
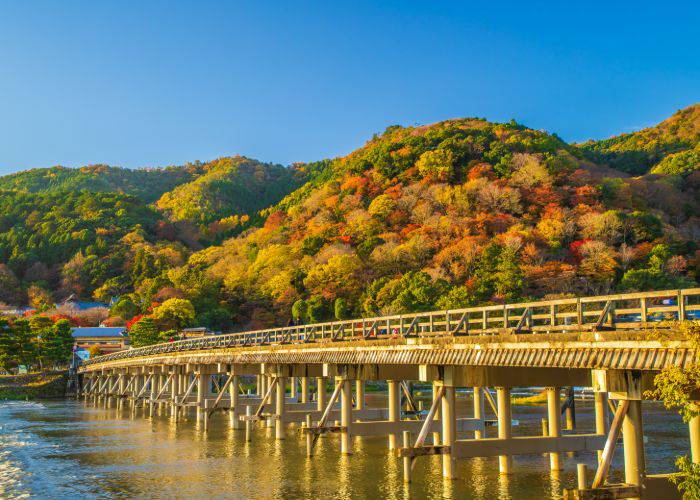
[83,288,700,365]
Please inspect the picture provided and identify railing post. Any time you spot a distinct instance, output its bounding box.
[577,299,583,328]
[679,290,686,321]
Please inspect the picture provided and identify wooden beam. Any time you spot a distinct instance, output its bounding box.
[410,385,445,470]
[592,399,630,489]
[397,445,450,458]
[451,434,605,458]
[208,373,235,415]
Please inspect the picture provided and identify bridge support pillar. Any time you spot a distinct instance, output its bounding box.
[622,399,645,494]
[497,387,512,474]
[118,374,126,410]
[547,387,562,471]
[690,406,700,464]
[355,380,365,411]
[290,377,297,400]
[388,380,400,449]
[441,383,457,479]
[594,391,609,462]
[197,371,207,424]
[300,377,309,404]
[565,386,576,430]
[275,376,286,439]
[473,387,485,439]
[149,371,156,417]
[171,369,180,421]
[432,382,441,445]
[339,377,353,454]
[230,373,241,429]
[316,377,326,411]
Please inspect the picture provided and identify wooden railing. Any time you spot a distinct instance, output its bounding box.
[83,288,700,365]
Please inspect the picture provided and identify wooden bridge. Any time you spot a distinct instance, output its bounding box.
[78,288,700,499]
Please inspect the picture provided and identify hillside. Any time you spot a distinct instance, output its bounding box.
[0,164,198,203]
[0,106,697,333]
[173,114,698,329]
[579,104,700,176]
[156,156,306,226]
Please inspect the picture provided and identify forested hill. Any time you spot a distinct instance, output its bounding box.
[0,164,197,203]
[0,105,697,333]
[579,103,700,176]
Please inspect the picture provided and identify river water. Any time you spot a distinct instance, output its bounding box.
[0,393,689,499]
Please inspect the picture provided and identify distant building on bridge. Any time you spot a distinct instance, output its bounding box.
[71,326,129,354]
[179,327,217,339]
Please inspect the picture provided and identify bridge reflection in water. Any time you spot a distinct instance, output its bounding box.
[79,288,700,499]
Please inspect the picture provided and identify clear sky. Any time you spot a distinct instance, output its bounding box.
[0,1,698,175]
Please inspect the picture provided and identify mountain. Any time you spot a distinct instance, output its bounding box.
[0,164,198,203]
[0,106,697,332]
[177,114,698,329]
[579,104,700,176]
[156,156,306,225]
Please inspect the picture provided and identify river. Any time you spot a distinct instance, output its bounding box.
[0,393,689,499]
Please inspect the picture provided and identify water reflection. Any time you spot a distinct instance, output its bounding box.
[0,396,689,499]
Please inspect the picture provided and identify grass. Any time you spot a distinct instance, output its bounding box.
[511,391,549,406]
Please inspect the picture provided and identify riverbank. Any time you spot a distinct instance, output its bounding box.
[0,371,67,400]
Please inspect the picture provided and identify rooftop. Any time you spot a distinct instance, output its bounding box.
[71,327,126,338]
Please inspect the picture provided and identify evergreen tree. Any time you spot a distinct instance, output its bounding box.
[128,317,161,347]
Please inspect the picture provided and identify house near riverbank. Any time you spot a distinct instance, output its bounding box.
[71,327,128,354]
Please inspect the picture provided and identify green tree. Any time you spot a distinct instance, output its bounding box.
[416,149,455,181]
[43,319,74,367]
[12,320,37,371]
[128,317,161,347]
[0,318,18,372]
[306,295,330,323]
[151,298,195,331]
[110,294,141,321]
[0,264,22,305]
[334,298,351,320]
[292,300,307,322]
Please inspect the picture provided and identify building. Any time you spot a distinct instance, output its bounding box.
[179,327,216,339]
[71,327,128,354]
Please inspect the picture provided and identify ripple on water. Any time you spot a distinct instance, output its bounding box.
[0,397,689,499]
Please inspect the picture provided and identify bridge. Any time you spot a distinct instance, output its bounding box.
[78,288,700,499]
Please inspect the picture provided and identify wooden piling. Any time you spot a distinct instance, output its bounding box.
[388,380,400,449]
[547,387,562,471]
[497,387,512,474]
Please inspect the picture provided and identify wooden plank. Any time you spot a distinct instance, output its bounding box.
[451,434,605,458]
[563,484,642,499]
[397,445,450,458]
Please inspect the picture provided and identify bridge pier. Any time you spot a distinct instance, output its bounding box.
[355,380,365,411]
[547,387,562,471]
[497,387,512,474]
[690,407,700,463]
[171,368,180,420]
[316,377,326,410]
[387,380,400,449]
[339,376,353,455]
[473,387,485,439]
[622,399,645,494]
[300,376,309,404]
[594,390,609,462]
[441,381,456,479]
[276,375,286,439]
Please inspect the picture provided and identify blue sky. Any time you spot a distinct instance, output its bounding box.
[0,1,698,175]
